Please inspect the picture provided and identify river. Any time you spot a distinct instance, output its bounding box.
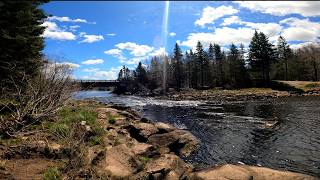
[73,90,320,177]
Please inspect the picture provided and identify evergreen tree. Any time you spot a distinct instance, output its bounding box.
[184,51,191,88]
[249,31,275,85]
[172,43,183,90]
[228,43,238,84]
[207,44,216,86]
[196,41,205,88]
[213,44,223,86]
[135,62,148,85]
[189,49,198,89]
[0,0,48,92]
[148,56,161,90]
[276,36,292,80]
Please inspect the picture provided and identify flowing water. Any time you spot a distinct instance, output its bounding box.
[74,91,320,177]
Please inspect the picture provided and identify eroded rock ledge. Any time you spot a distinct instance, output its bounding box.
[86,106,315,180]
[1,102,315,179]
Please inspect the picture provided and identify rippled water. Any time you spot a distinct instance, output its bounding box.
[74,91,320,177]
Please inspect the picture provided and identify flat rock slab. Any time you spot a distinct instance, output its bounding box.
[190,164,316,180]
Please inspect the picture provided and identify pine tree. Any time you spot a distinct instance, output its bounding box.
[196,41,205,88]
[148,56,162,90]
[228,43,238,84]
[0,0,48,92]
[207,44,216,86]
[213,44,223,86]
[189,49,198,89]
[276,36,291,80]
[172,43,183,90]
[135,62,148,85]
[249,31,275,85]
[184,51,191,88]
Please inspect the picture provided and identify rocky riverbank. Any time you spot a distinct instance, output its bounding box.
[0,100,316,179]
[160,87,320,103]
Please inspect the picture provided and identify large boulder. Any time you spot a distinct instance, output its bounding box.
[126,123,159,142]
[97,144,140,178]
[96,143,157,179]
[147,129,200,157]
[155,122,175,133]
[144,154,193,180]
[190,164,316,180]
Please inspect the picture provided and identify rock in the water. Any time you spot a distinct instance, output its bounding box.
[155,122,175,133]
[145,154,193,180]
[147,129,200,157]
[190,164,316,180]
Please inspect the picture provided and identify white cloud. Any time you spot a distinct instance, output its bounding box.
[235,1,320,17]
[221,16,241,26]
[220,16,283,38]
[56,62,80,70]
[290,42,319,50]
[280,18,320,41]
[242,22,283,38]
[126,57,149,65]
[81,59,104,65]
[69,25,80,32]
[107,33,116,36]
[47,16,88,23]
[41,21,76,40]
[182,27,255,48]
[81,67,121,80]
[195,5,239,27]
[104,49,122,56]
[149,47,168,57]
[83,68,100,72]
[115,42,154,57]
[104,46,167,65]
[104,49,126,61]
[42,21,59,31]
[169,32,176,37]
[79,33,104,43]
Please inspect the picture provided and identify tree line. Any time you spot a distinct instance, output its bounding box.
[116,31,320,94]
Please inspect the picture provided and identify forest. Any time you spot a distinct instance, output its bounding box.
[116,32,320,94]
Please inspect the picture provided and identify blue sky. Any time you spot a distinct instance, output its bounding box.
[41,1,320,80]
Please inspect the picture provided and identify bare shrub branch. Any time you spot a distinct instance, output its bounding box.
[0,61,79,136]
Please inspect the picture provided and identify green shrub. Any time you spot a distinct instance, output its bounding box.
[43,167,61,180]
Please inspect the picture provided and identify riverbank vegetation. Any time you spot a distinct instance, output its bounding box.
[0,1,77,137]
[116,32,320,95]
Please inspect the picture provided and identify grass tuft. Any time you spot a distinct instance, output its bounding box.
[43,167,62,180]
[108,117,116,124]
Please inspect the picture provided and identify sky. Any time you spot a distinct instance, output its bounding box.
[41,1,320,80]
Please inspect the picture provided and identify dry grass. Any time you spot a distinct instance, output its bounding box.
[277,81,320,91]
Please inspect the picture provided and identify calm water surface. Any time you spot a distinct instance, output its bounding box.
[74,91,320,177]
